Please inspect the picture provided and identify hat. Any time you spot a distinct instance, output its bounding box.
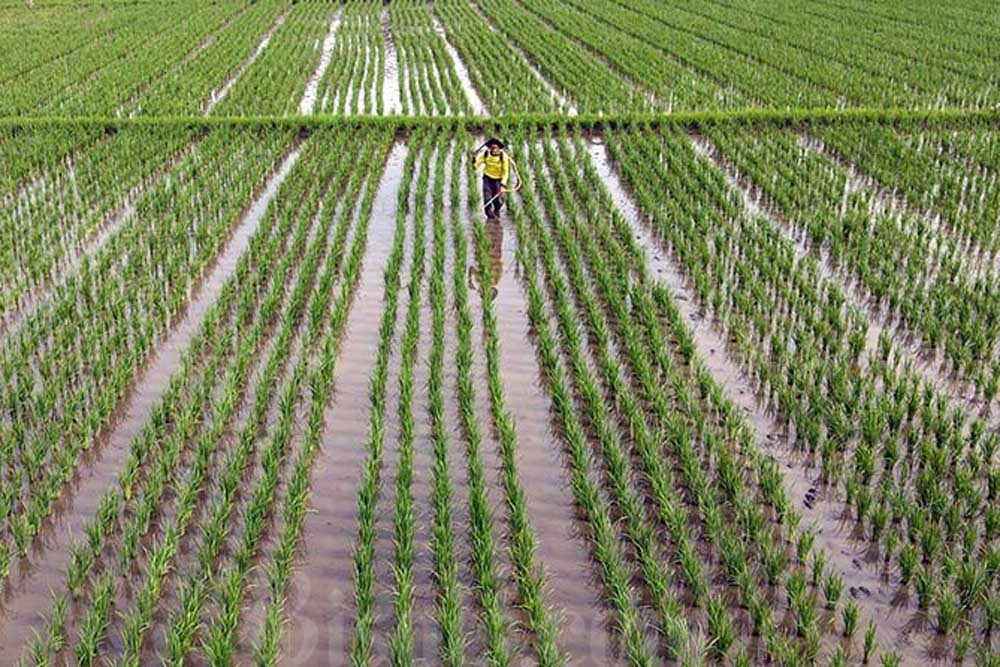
[485,137,505,149]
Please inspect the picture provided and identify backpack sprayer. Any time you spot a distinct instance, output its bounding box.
[472,140,522,211]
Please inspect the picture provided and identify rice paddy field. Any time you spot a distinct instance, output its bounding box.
[2,0,1000,665]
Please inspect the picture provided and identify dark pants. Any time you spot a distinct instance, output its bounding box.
[483,176,503,219]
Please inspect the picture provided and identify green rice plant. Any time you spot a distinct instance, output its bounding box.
[955,628,973,662]
[985,594,1000,635]
[505,129,652,666]
[705,595,734,660]
[823,572,844,609]
[427,136,464,666]
[936,590,960,635]
[811,550,826,587]
[914,566,935,610]
[388,125,433,667]
[469,130,568,666]
[863,619,877,664]
[842,599,859,638]
[880,652,901,667]
[72,571,115,667]
[247,129,394,666]
[830,646,849,667]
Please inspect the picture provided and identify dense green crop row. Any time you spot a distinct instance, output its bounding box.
[1,126,195,320]
[706,125,1000,404]
[134,2,286,116]
[214,3,337,117]
[2,0,998,116]
[0,126,292,585]
[433,0,557,114]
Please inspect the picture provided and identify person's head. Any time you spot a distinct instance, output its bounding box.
[486,138,504,156]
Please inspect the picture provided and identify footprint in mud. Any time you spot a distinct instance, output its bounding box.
[850,585,872,599]
[803,486,817,510]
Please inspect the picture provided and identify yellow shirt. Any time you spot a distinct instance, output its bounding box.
[474,150,510,187]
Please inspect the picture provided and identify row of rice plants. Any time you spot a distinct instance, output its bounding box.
[524,128,849,663]
[812,124,1000,258]
[252,126,394,664]
[1,2,194,115]
[502,122,667,667]
[541,127,886,662]
[132,1,286,116]
[517,0,725,112]
[0,4,146,84]
[0,124,104,199]
[39,3,238,117]
[389,1,471,116]
[1,126,196,318]
[18,128,352,665]
[672,0,993,109]
[474,0,638,113]
[433,0,557,114]
[426,137,464,665]
[607,124,993,662]
[314,0,384,115]
[213,2,337,117]
[0,128,294,577]
[386,125,433,666]
[446,139,515,665]
[705,125,1000,406]
[683,0,998,107]
[350,130,423,665]
[149,130,383,667]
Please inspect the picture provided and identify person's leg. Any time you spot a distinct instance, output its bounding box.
[492,185,504,218]
[482,176,495,218]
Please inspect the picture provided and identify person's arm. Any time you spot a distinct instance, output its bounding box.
[473,149,485,171]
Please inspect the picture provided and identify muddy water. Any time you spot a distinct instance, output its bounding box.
[590,137,941,662]
[429,14,486,116]
[484,175,620,663]
[205,10,288,114]
[381,8,401,115]
[0,144,302,664]
[299,7,342,114]
[277,142,406,666]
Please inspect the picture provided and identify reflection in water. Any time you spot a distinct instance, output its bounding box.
[468,219,503,302]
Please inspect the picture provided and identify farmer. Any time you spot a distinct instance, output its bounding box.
[473,137,510,222]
